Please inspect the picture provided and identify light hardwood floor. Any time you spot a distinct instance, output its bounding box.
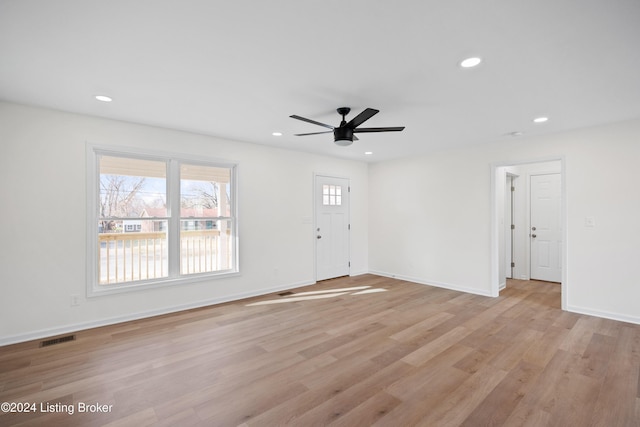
[1,275,639,426]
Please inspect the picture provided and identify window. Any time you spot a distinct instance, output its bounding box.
[87,145,238,296]
[179,164,233,275]
[322,184,342,206]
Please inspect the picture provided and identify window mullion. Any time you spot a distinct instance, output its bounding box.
[167,159,181,277]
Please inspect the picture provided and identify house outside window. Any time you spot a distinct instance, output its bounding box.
[87,145,238,296]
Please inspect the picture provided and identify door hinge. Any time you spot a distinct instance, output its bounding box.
[348,186,351,192]
[511,262,515,267]
[511,224,515,230]
[348,261,351,267]
[348,224,351,230]
[511,186,515,192]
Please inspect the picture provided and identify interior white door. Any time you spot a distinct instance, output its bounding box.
[315,176,350,281]
[530,173,562,282]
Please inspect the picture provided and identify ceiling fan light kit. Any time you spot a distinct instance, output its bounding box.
[290,107,405,146]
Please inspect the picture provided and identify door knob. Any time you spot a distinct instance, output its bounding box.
[531,234,537,238]
[532,226,537,231]
[317,235,322,239]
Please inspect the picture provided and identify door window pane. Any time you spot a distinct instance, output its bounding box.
[322,184,342,206]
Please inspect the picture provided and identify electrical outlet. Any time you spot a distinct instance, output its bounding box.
[70,294,81,306]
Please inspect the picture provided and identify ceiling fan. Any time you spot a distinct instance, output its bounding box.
[290,107,405,146]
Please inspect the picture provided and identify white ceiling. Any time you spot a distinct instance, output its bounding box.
[2,0,640,162]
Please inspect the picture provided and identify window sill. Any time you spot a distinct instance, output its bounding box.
[87,270,241,298]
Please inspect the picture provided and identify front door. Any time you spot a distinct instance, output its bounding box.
[315,175,350,281]
[530,173,562,282]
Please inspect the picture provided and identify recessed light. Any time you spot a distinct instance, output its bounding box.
[95,95,112,102]
[533,117,549,123]
[272,132,282,136]
[460,57,482,68]
[364,151,373,155]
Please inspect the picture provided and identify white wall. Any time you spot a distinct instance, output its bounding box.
[369,119,640,324]
[3,101,639,345]
[0,102,369,344]
[369,146,493,295]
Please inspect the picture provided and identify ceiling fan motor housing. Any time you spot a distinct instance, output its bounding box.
[334,127,354,145]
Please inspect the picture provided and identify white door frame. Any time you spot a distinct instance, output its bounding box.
[490,157,567,310]
[313,173,351,282]
[505,172,517,282]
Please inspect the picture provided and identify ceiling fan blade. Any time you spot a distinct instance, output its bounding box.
[353,126,405,133]
[290,115,334,130]
[346,108,379,129]
[294,130,333,136]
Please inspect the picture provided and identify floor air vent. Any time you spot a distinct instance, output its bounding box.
[40,335,76,347]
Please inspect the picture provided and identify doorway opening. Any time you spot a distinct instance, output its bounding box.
[491,158,566,310]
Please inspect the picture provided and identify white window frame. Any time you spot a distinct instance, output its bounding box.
[86,143,239,297]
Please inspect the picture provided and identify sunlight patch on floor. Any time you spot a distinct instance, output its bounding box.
[352,288,387,295]
[246,292,351,306]
[294,286,371,296]
[246,286,387,306]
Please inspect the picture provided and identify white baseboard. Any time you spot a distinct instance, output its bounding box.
[371,273,640,324]
[5,276,638,347]
[0,279,315,347]
[566,305,640,326]
[349,270,369,277]
[369,270,494,297]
